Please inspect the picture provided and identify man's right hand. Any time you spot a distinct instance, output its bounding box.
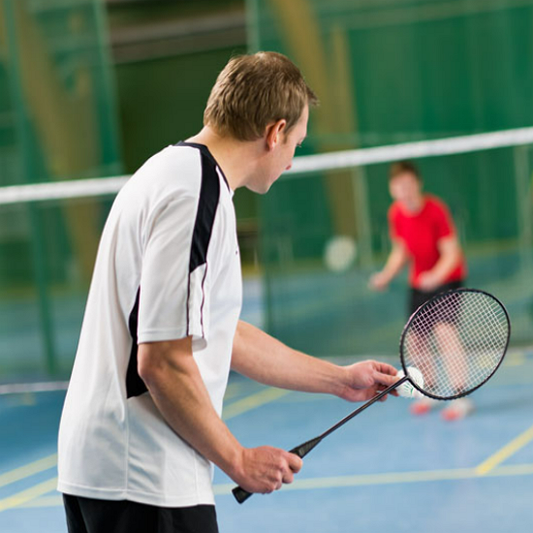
[232,446,303,494]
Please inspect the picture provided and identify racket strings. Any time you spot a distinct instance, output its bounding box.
[403,291,509,399]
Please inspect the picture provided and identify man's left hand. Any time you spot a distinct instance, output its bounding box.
[339,360,400,402]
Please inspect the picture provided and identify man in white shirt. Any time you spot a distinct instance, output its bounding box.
[58,51,399,533]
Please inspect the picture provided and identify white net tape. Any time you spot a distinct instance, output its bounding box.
[1,127,533,205]
[289,126,533,176]
[402,290,509,399]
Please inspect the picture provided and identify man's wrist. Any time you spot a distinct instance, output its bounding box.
[218,442,246,482]
[334,366,353,399]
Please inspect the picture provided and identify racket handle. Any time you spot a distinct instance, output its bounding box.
[289,436,322,458]
[232,486,253,504]
[232,437,322,504]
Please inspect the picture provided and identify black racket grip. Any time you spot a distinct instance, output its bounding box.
[232,486,253,504]
[289,436,322,458]
[232,436,322,504]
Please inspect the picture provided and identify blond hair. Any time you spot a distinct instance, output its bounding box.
[204,51,318,141]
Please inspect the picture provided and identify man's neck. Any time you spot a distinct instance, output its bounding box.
[186,127,261,191]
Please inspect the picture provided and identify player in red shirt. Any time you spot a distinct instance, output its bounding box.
[370,161,472,420]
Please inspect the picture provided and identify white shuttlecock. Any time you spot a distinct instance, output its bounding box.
[323,236,357,272]
[396,367,425,399]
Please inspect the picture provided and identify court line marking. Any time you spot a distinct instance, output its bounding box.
[222,387,290,420]
[0,388,287,511]
[7,383,531,509]
[0,381,68,395]
[18,495,62,508]
[0,477,58,512]
[223,381,248,401]
[0,384,283,490]
[505,351,526,367]
[213,462,533,495]
[0,454,57,489]
[476,423,533,475]
[13,462,533,508]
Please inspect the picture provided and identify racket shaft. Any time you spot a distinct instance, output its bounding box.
[231,380,405,504]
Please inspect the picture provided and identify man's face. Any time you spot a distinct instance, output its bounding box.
[251,105,309,194]
[389,171,423,213]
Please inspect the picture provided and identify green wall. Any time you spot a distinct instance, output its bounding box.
[115,47,244,173]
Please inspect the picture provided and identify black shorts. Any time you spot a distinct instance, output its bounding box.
[63,494,219,533]
[409,280,464,317]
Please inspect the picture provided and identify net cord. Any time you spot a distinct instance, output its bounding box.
[1,127,533,205]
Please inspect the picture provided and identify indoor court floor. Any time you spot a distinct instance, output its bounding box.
[0,349,532,532]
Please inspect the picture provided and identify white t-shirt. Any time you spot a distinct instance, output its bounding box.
[58,142,242,507]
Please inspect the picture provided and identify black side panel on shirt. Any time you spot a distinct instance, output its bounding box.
[178,142,221,337]
[125,143,221,399]
[186,144,221,272]
[126,288,147,399]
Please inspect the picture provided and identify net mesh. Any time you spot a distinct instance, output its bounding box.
[402,290,509,399]
[0,132,529,384]
[0,0,120,383]
[1,0,533,384]
[258,140,533,358]
[251,0,533,357]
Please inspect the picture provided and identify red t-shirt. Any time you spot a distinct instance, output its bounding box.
[388,195,466,289]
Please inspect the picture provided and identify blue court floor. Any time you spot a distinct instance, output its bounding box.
[0,350,532,533]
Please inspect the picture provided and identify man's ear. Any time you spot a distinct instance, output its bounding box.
[265,119,287,151]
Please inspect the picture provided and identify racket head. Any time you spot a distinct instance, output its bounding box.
[399,288,510,400]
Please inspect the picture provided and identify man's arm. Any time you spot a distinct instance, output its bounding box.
[231,321,399,402]
[369,239,409,291]
[417,235,462,291]
[138,338,302,494]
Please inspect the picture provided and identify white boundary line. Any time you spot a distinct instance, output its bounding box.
[0,381,69,395]
[0,127,532,205]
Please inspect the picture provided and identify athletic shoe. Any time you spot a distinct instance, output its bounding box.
[410,397,437,416]
[441,397,474,421]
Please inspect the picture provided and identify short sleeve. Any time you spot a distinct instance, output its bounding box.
[137,195,209,348]
[432,199,456,240]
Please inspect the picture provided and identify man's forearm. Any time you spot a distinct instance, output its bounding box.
[138,339,304,495]
[231,321,347,397]
[138,341,244,479]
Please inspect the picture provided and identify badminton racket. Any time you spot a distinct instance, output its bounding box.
[233,288,510,503]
